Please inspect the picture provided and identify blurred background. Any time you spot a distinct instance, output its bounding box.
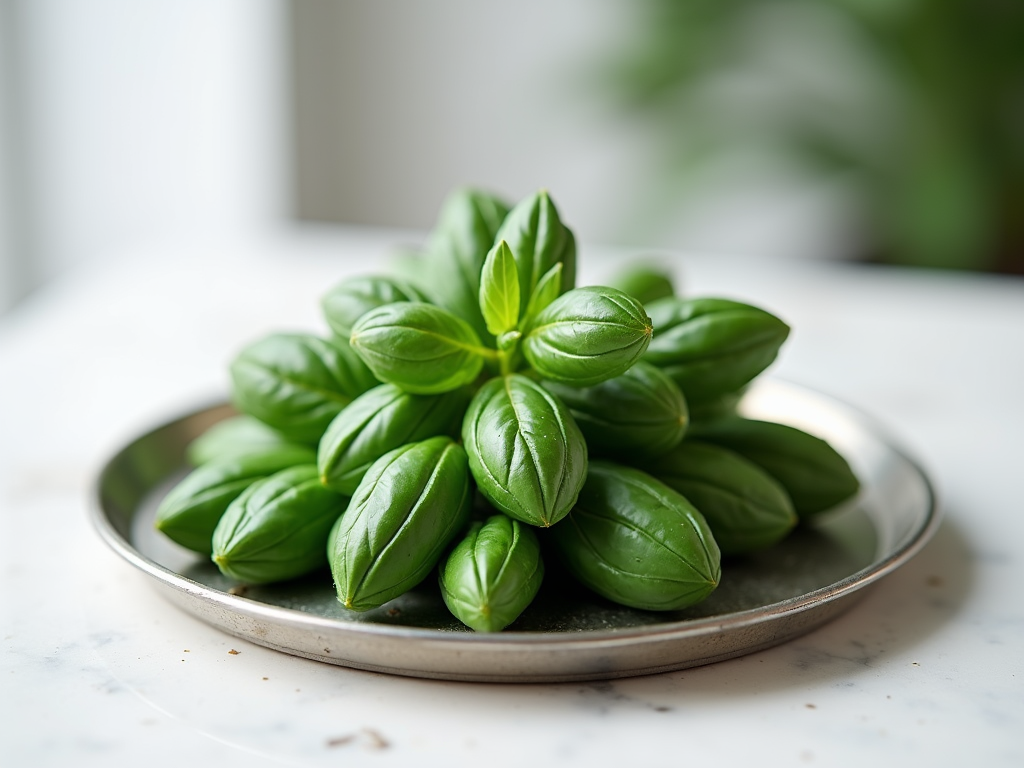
[2,0,1021,316]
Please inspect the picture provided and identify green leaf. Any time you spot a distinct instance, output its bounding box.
[479,240,521,336]
[644,297,790,404]
[496,330,522,352]
[349,302,487,394]
[548,462,720,611]
[321,275,430,340]
[185,415,304,466]
[494,190,576,318]
[688,418,860,518]
[439,515,544,632]
[687,387,746,426]
[229,333,378,443]
[462,374,588,527]
[317,383,469,495]
[608,264,676,304]
[541,361,688,461]
[328,437,472,611]
[521,262,563,328]
[648,441,797,555]
[156,444,317,554]
[522,286,653,386]
[424,188,511,346]
[211,464,348,584]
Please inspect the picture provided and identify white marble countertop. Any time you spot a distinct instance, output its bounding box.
[2,226,1022,767]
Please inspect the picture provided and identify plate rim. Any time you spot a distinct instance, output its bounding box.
[89,378,940,652]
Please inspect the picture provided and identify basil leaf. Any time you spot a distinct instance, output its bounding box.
[608,264,676,305]
[520,262,563,329]
[156,444,317,554]
[522,286,653,387]
[186,415,303,466]
[317,383,469,495]
[687,387,746,426]
[541,361,687,461]
[331,334,381,392]
[688,417,860,518]
[462,374,588,527]
[479,240,521,336]
[644,297,790,404]
[349,302,486,394]
[329,437,472,611]
[321,275,430,340]
[439,515,544,632]
[211,464,348,584]
[229,333,378,443]
[648,441,797,555]
[549,461,721,611]
[494,190,576,319]
[386,246,436,295]
[425,188,511,346]
[496,330,522,352]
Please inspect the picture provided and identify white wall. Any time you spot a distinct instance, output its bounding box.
[289,1,851,261]
[291,1,644,240]
[0,0,851,317]
[1,0,286,313]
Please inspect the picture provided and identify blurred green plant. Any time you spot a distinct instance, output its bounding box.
[594,0,1024,272]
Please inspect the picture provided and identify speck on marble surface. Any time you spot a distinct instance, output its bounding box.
[2,228,1022,767]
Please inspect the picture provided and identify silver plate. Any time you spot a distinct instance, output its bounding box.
[90,380,938,683]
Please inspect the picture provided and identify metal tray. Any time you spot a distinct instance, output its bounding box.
[91,380,938,683]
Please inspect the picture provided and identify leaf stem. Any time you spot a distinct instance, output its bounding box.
[497,330,522,376]
[473,345,501,362]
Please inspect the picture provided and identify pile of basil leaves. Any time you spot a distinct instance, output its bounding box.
[155,189,860,632]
